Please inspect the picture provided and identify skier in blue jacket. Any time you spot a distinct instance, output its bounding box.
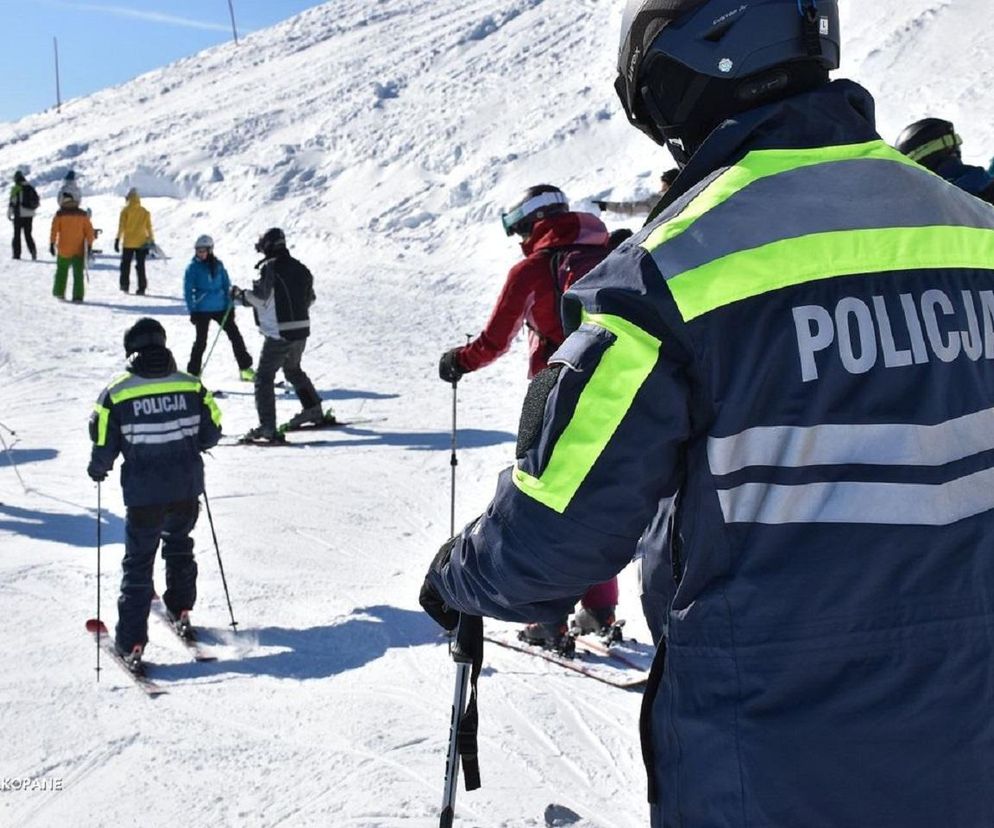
[895,118,994,204]
[420,2,994,826]
[183,234,254,379]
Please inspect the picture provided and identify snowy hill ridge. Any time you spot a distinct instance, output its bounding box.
[1,2,992,827]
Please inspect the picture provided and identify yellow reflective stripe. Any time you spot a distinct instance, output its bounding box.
[93,404,110,446]
[668,225,994,321]
[906,133,961,163]
[512,311,660,513]
[109,380,201,405]
[203,389,222,427]
[642,140,917,253]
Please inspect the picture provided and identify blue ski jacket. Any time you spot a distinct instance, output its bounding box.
[428,80,994,828]
[932,154,994,204]
[184,255,232,314]
[88,348,222,506]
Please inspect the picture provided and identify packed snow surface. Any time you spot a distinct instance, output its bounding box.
[0,1,990,825]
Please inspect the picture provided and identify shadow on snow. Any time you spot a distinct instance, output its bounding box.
[0,501,124,548]
[150,604,444,682]
[0,447,59,468]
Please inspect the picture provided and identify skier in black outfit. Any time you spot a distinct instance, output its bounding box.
[87,318,222,672]
[895,118,994,204]
[8,171,38,260]
[231,227,327,443]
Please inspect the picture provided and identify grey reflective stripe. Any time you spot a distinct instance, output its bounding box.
[708,408,994,476]
[125,429,199,445]
[277,320,309,331]
[648,156,992,282]
[718,466,994,526]
[122,415,201,436]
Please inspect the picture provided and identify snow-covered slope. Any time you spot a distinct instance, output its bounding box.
[1,2,990,826]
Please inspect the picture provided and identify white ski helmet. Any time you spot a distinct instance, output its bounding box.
[194,235,214,251]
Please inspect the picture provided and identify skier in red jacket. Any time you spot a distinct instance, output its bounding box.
[438,184,618,648]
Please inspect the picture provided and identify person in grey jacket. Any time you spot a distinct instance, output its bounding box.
[231,227,326,443]
[594,168,678,217]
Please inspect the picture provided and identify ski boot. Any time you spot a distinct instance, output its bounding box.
[167,608,196,642]
[115,643,145,676]
[570,606,623,644]
[282,404,331,431]
[239,426,287,445]
[519,621,575,658]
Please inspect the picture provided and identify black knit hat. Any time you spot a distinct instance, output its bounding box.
[123,318,167,355]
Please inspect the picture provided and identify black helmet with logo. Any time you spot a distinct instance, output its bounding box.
[255,227,287,257]
[894,118,961,170]
[123,317,167,355]
[615,0,840,161]
[500,185,569,237]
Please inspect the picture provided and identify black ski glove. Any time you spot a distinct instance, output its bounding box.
[438,348,465,384]
[230,285,244,304]
[49,243,55,257]
[420,537,459,631]
[86,462,107,483]
[113,238,120,253]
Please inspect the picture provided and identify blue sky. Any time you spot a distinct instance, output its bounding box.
[0,1,321,123]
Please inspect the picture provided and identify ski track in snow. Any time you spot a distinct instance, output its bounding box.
[0,0,989,826]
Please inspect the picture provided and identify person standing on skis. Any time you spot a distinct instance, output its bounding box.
[231,227,327,443]
[87,318,222,673]
[183,234,254,381]
[437,185,620,648]
[421,1,994,825]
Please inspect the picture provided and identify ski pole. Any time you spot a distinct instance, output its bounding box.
[202,488,239,632]
[198,304,234,379]
[95,481,102,681]
[0,429,28,494]
[448,334,471,537]
[0,419,15,435]
[440,614,483,827]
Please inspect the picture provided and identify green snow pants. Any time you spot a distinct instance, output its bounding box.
[53,256,85,301]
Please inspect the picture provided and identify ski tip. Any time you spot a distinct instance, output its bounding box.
[85,618,109,634]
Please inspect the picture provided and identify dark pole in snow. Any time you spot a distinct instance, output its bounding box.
[53,37,61,113]
[227,0,239,45]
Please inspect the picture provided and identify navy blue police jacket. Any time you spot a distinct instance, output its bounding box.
[428,80,994,827]
[88,347,222,507]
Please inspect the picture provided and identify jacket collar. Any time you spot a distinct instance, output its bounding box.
[652,80,879,219]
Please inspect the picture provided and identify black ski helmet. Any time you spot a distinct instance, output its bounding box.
[616,0,840,159]
[123,317,167,355]
[255,227,286,256]
[13,171,24,184]
[500,185,569,237]
[894,118,961,169]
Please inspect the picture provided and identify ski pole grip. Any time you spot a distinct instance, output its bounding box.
[450,614,482,663]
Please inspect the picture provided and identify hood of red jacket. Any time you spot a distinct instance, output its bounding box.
[521,211,609,256]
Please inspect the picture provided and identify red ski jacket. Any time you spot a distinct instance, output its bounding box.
[457,211,610,378]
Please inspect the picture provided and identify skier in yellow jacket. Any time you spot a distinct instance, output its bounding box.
[50,192,95,302]
[115,188,154,294]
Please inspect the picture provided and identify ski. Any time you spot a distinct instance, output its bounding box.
[278,412,385,433]
[85,619,167,697]
[224,417,385,446]
[483,631,648,690]
[149,596,217,662]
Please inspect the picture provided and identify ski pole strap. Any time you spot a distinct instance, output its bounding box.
[452,614,484,791]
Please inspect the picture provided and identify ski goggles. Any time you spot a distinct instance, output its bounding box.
[500,190,569,236]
